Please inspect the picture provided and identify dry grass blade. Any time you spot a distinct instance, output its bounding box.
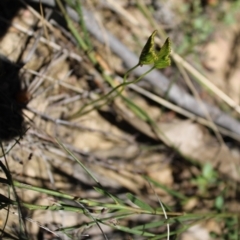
[172,52,240,114]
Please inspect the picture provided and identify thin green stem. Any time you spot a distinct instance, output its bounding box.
[70,65,155,118]
[58,212,135,231]
[56,138,100,185]
[56,0,96,64]
[75,0,92,49]
[69,64,139,119]
[0,142,28,239]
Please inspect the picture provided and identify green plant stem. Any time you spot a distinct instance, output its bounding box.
[56,138,100,185]
[75,0,92,49]
[1,181,236,219]
[0,177,181,216]
[57,212,135,231]
[0,143,28,238]
[56,0,95,63]
[70,65,154,118]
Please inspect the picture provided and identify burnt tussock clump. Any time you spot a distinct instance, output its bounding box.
[0,56,27,141]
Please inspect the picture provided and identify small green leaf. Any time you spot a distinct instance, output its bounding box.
[202,163,216,181]
[126,193,154,212]
[139,30,157,66]
[154,37,171,69]
[215,195,224,210]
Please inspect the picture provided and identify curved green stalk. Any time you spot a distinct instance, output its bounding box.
[70,65,155,118]
[69,64,139,119]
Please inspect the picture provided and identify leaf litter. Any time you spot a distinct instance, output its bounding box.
[0,1,240,239]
